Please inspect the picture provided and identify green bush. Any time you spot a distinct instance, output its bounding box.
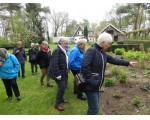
[123,39,150,51]
[132,96,144,107]
[107,44,140,52]
[113,92,122,99]
[114,48,125,55]
[111,67,128,84]
[117,72,128,84]
[0,37,16,49]
[104,78,115,87]
[111,67,120,76]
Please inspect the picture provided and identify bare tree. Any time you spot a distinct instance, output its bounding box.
[50,10,69,37]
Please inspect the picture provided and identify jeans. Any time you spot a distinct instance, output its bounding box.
[55,80,66,107]
[2,78,20,98]
[86,91,100,115]
[18,63,25,78]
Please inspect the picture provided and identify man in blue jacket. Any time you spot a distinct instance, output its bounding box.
[69,38,87,100]
[0,48,21,101]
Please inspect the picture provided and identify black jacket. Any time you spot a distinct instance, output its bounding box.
[28,48,39,63]
[48,45,68,81]
[36,50,51,69]
[81,43,129,92]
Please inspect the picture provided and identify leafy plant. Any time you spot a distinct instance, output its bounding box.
[113,92,122,99]
[132,96,144,107]
[104,78,115,87]
[118,72,128,84]
[111,66,120,77]
[114,48,125,55]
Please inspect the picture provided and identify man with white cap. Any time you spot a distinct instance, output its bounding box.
[69,37,87,100]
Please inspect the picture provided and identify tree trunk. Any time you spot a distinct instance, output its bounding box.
[9,10,14,33]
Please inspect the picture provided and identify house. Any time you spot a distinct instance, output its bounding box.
[99,24,125,42]
[73,25,95,42]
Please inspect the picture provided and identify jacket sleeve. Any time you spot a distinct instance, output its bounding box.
[50,49,61,77]
[106,54,129,66]
[23,49,27,61]
[36,51,40,64]
[12,48,17,55]
[10,54,20,73]
[81,47,95,79]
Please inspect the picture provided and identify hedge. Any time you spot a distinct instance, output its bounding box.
[107,44,140,52]
[123,39,150,51]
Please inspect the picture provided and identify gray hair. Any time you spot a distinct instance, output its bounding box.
[0,48,7,58]
[75,38,87,45]
[97,32,113,44]
[31,43,35,47]
[58,37,69,45]
[42,41,48,47]
[35,43,39,47]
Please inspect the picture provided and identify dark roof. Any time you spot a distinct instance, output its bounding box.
[100,24,124,35]
[72,25,84,37]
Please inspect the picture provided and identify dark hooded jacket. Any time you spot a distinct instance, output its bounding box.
[81,43,129,92]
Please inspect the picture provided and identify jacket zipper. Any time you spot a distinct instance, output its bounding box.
[99,52,104,88]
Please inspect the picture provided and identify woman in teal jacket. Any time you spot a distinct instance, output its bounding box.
[0,48,21,101]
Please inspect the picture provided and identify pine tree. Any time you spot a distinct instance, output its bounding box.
[84,26,88,41]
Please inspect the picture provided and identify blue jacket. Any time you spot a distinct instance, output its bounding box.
[81,43,129,92]
[69,46,84,71]
[0,54,20,79]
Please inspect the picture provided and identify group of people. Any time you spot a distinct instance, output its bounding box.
[0,32,138,115]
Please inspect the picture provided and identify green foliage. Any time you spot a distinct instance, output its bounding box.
[108,44,140,52]
[0,37,16,49]
[112,42,118,45]
[9,30,39,47]
[113,92,122,99]
[104,78,115,87]
[132,96,144,107]
[84,26,88,39]
[122,50,150,62]
[123,40,150,51]
[114,48,125,55]
[111,66,120,76]
[111,66,127,84]
[117,72,128,84]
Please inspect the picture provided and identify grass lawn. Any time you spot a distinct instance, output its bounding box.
[0,43,94,115]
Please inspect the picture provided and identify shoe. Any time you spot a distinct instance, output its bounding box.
[63,100,68,103]
[55,106,64,111]
[17,96,21,101]
[47,84,53,87]
[7,97,12,101]
[32,73,34,75]
[77,96,86,100]
[22,76,25,79]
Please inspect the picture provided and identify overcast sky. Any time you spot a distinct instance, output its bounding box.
[3,0,150,24]
[42,0,115,23]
